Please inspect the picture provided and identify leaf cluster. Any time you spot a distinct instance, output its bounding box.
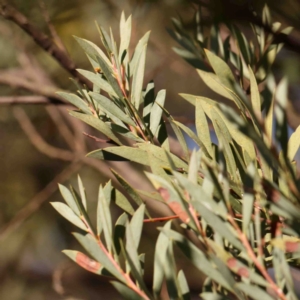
[52,7,300,300]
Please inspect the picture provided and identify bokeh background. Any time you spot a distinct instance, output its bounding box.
[1,0,300,299]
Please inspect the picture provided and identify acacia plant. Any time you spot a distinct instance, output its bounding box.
[51,6,300,300]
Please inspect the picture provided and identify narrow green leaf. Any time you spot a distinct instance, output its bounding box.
[195,201,244,250]
[111,169,151,218]
[97,186,112,252]
[195,100,213,155]
[115,190,134,215]
[150,90,166,136]
[249,67,261,120]
[51,202,87,231]
[57,92,91,115]
[58,184,81,216]
[200,293,228,300]
[129,204,145,249]
[188,150,200,184]
[197,70,236,102]
[288,125,300,161]
[63,250,102,275]
[131,44,147,109]
[153,221,171,295]
[74,36,112,67]
[177,270,190,300]
[160,228,233,291]
[204,49,235,90]
[242,193,254,234]
[89,92,135,126]
[114,212,128,255]
[73,233,123,282]
[69,111,122,145]
[236,283,273,300]
[130,31,150,77]
[125,221,142,275]
[111,281,143,300]
[119,13,132,62]
[76,69,117,97]
[77,175,87,211]
[96,56,124,100]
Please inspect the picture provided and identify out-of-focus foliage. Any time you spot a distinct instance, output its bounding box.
[55,7,300,299]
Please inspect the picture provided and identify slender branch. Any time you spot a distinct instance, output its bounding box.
[0,1,91,89]
[0,95,66,105]
[0,161,82,241]
[13,107,77,161]
[227,214,287,300]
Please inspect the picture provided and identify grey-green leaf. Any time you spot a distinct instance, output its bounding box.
[69,111,121,145]
[51,202,87,231]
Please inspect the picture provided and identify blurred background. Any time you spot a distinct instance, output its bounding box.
[1,0,300,299]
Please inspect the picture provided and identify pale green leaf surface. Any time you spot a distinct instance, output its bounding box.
[89,92,135,126]
[150,90,166,136]
[73,233,123,281]
[51,202,87,231]
[58,184,81,216]
[57,92,91,115]
[77,175,87,211]
[131,44,147,109]
[69,111,121,145]
[288,125,300,161]
[76,69,117,97]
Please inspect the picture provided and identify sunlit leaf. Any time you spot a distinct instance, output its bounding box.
[51,202,87,231]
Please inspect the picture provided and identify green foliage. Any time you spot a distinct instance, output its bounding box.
[52,7,300,300]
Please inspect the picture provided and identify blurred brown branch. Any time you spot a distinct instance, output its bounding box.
[0,0,92,89]
[0,95,66,105]
[0,160,82,241]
